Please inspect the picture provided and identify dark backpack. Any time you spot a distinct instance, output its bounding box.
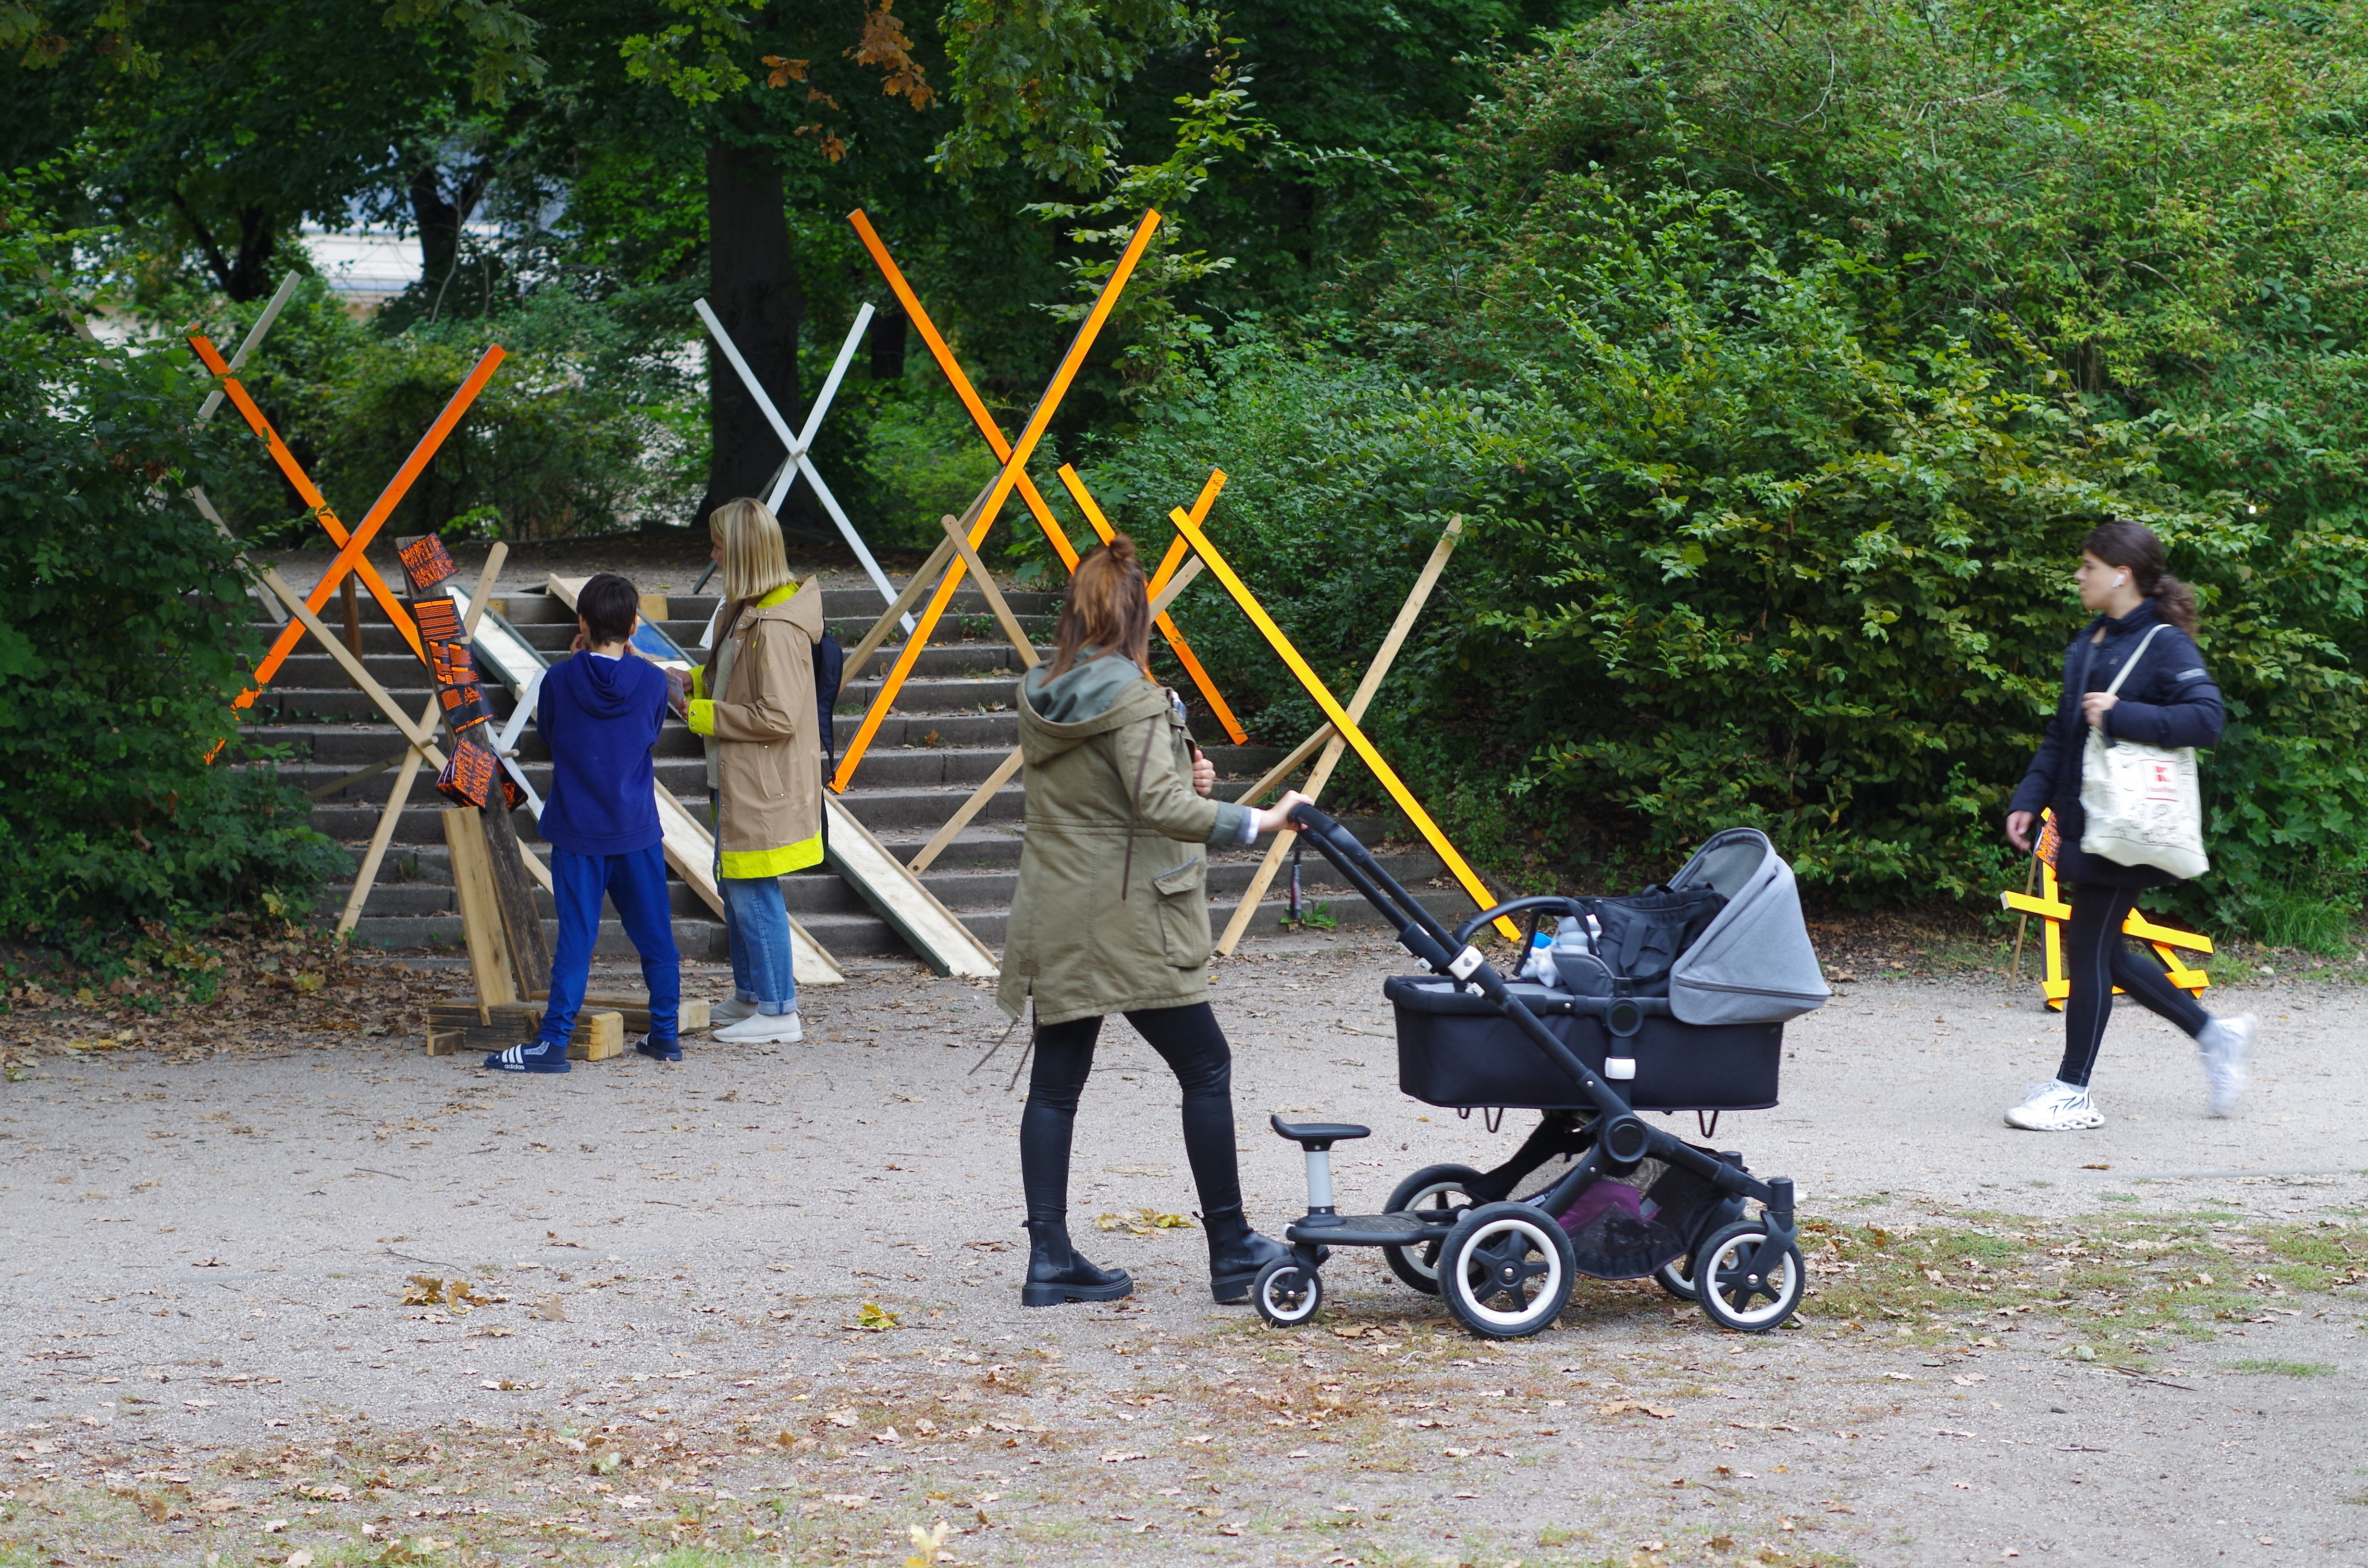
[812,629,844,769]
[1577,884,1727,994]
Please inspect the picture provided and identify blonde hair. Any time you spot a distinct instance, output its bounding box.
[709,498,791,602]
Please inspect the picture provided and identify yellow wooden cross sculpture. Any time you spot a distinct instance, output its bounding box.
[1164,499,1521,943]
[1999,809,2212,1010]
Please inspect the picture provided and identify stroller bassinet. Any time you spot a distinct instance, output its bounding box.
[1390,828,1829,1112]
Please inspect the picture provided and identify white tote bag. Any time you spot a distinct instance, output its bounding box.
[2079,624,2208,879]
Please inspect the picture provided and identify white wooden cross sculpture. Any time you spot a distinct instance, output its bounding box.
[693,297,911,632]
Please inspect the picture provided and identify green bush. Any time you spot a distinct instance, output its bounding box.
[0,211,346,960]
[1104,0,2368,931]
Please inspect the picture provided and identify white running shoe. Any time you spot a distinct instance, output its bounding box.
[2004,1078,2104,1131]
[714,1010,803,1045]
[709,996,760,1028]
[2195,1014,2256,1117]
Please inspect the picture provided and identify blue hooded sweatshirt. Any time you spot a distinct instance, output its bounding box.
[536,651,667,856]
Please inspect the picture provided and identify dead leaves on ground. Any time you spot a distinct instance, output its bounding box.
[399,1276,487,1311]
[1095,1209,1195,1236]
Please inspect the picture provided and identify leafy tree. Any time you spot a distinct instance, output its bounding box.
[0,208,344,955]
[1107,0,2368,932]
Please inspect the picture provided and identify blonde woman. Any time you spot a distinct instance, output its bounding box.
[684,498,825,1048]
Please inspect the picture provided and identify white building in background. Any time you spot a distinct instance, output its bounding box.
[300,226,423,310]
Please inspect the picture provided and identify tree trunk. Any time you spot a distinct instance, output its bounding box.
[871,301,906,381]
[698,137,812,537]
[409,163,493,320]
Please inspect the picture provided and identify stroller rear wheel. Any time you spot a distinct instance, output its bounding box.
[1653,1255,1699,1302]
[1439,1202,1575,1340]
[1252,1257,1322,1328]
[1381,1164,1487,1296]
[1693,1221,1805,1333]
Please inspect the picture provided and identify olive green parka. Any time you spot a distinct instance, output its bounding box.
[997,654,1251,1026]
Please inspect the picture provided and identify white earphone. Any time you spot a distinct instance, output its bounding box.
[2115,575,2127,587]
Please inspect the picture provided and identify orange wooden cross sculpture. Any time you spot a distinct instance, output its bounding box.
[187,332,506,708]
[841,211,1246,770]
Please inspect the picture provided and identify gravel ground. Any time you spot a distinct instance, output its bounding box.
[3,937,2362,1566]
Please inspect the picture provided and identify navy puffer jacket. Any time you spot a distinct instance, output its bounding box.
[2007,598,2223,888]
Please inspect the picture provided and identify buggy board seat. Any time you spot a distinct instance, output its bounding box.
[1270,1115,1370,1150]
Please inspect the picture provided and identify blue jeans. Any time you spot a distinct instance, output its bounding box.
[538,842,681,1046]
[721,872,798,1015]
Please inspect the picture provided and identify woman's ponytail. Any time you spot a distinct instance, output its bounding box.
[2149,573,2199,635]
[2082,520,2199,634]
[1048,534,1152,677]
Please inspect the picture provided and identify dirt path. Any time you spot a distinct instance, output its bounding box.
[3,939,2362,1566]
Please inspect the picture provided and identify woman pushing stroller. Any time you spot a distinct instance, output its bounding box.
[2003,521,2254,1131]
[996,536,1313,1306]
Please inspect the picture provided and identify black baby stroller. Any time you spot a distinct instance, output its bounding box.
[1252,804,1829,1339]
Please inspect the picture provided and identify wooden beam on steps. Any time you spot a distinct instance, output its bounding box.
[940,515,1036,669]
[654,790,843,986]
[843,528,964,682]
[824,796,998,978]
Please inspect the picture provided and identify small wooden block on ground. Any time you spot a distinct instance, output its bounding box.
[583,995,710,1035]
[424,1002,624,1061]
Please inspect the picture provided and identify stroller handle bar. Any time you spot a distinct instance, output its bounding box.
[1453,895,1588,949]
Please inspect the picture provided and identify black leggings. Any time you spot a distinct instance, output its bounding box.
[1020,1002,1241,1227]
[2058,882,2211,1088]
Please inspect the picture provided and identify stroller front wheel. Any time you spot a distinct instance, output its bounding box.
[1439,1202,1575,1340]
[1381,1164,1487,1296]
[1252,1257,1322,1328]
[1693,1221,1805,1333]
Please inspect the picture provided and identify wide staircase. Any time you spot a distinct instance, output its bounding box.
[245,578,1466,963]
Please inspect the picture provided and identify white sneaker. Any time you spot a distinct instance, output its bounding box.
[709,997,760,1028]
[713,1010,803,1045]
[2004,1078,2104,1131]
[2196,1014,2255,1117]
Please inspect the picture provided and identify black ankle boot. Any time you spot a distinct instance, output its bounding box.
[1202,1205,1291,1304]
[1019,1220,1133,1307]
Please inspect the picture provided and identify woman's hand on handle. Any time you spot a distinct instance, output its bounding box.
[2081,691,2119,728]
[1251,790,1315,837]
[2005,810,2035,853]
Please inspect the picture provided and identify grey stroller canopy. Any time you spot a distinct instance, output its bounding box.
[1662,829,1831,1026]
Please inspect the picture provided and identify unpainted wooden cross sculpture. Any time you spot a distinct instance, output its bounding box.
[1213,516,1466,956]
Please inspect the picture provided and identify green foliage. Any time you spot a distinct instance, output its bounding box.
[198,276,702,542]
[1110,0,2368,930]
[0,213,345,958]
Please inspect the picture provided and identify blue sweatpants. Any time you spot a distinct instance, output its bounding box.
[537,842,680,1047]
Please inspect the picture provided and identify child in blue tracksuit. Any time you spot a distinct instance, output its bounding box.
[484,573,682,1073]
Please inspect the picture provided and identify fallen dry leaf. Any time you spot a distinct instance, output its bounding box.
[1599,1400,1677,1419]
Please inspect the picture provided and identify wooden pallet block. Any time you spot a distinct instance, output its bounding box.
[424,1002,624,1060]
[583,995,711,1035]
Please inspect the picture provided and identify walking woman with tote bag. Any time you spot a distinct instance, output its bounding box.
[684,498,826,1049]
[996,536,1315,1308]
[2002,521,2255,1130]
